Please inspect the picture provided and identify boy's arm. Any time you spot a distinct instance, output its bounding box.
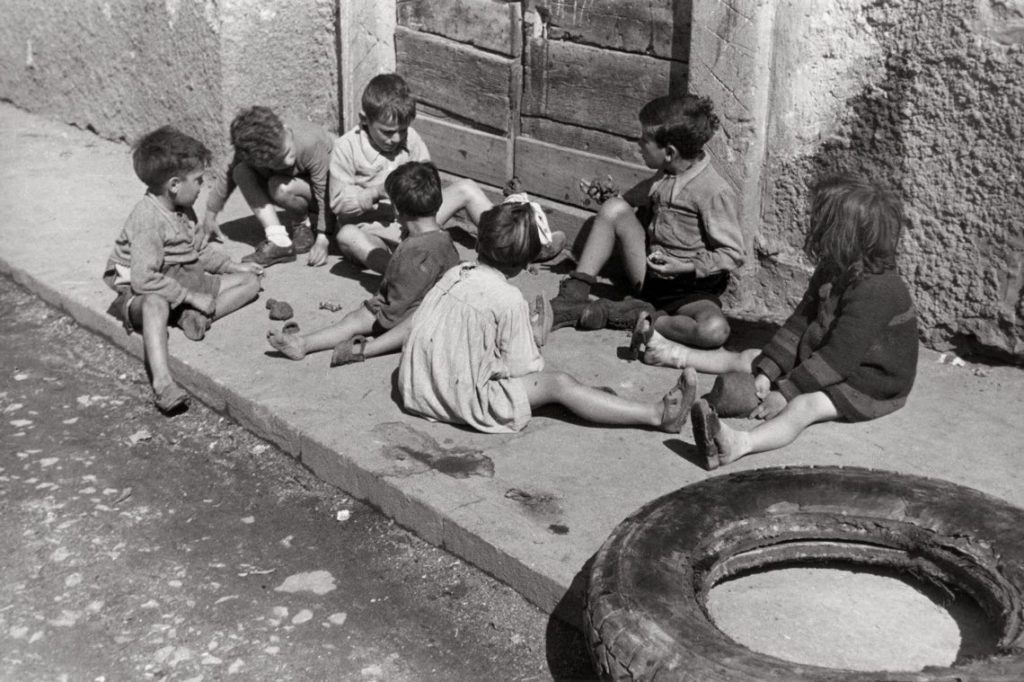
[329,137,383,218]
[691,188,745,278]
[297,127,333,233]
[204,157,238,223]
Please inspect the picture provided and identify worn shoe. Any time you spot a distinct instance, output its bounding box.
[154,382,189,414]
[578,298,655,331]
[691,399,722,470]
[178,308,211,341]
[242,240,296,267]
[552,271,596,305]
[330,336,367,367]
[291,221,315,254]
[550,296,589,330]
[533,231,567,263]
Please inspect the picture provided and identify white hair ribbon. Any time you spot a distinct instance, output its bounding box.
[502,192,552,245]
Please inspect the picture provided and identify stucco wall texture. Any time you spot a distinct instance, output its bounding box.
[0,0,338,159]
[760,0,1024,361]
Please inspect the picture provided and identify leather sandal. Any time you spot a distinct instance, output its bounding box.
[154,382,189,414]
[330,335,367,367]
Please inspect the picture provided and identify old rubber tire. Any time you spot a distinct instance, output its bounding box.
[585,466,1024,681]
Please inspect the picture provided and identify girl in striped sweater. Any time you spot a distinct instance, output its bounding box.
[631,174,918,469]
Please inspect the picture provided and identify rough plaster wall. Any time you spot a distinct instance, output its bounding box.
[0,0,223,148]
[219,0,339,143]
[761,0,1024,362]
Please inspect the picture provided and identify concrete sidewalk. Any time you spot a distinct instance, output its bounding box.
[2,103,1023,623]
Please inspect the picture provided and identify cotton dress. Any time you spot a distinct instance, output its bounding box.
[399,263,544,433]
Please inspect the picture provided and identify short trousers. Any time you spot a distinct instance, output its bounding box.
[638,271,729,314]
[105,261,221,335]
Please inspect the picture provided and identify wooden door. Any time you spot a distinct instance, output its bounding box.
[396,0,691,238]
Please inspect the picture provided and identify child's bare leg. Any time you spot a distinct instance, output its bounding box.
[656,300,731,349]
[518,369,695,431]
[437,178,492,231]
[268,306,375,360]
[715,391,838,464]
[233,164,290,245]
[335,224,391,273]
[575,197,648,289]
[131,295,174,394]
[361,315,413,359]
[267,175,311,224]
[212,273,261,321]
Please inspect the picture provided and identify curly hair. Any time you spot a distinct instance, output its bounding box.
[476,202,543,269]
[361,73,417,126]
[638,94,719,159]
[229,106,286,167]
[132,125,211,188]
[804,173,907,277]
[384,161,442,218]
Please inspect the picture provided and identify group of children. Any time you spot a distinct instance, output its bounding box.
[104,73,918,469]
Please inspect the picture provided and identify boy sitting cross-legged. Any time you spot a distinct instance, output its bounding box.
[104,126,263,413]
[549,94,745,347]
[330,73,564,275]
[202,106,335,267]
[268,161,460,366]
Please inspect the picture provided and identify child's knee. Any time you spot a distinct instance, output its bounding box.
[268,177,308,213]
[598,196,632,222]
[139,294,170,323]
[697,315,731,347]
[335,225,361,252]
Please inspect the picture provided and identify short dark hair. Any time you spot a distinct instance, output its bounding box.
[476,202,543,269]
[361,73,417,126]
[385,161,442,218]
[132,126,211,188]
[230,106,286,167]
[638,95,719,158]
[805,173,907,276]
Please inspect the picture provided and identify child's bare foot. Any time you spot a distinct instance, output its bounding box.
[267,326,307,360]
[631,311,689,367]
[659,368,698,433]
[712,420,750,467]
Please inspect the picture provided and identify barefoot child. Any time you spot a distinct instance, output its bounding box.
[549,94,744,343]
[398,200,695,435]
[104,126,263,413]
[203,106,335,267]
[632,174,918,468]
[267,161,459,365]
[330,73,564,274]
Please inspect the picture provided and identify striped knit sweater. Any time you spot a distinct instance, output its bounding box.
[751,267,918,418]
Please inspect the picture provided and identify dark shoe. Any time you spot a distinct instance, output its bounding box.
[691,399,722,470]
[265,298,295,321]
[242,240,296,267]
[330,336,367,367]
[552,271,595,304]
[550,297,589,330]
[705,372,760,418]
[533,231,567,263]
[659,368,698,433]
[291,222,315,254]
[178,309,211,341]
[578,298,655,331]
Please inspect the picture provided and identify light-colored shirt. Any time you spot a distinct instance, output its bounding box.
[329,126,430,221]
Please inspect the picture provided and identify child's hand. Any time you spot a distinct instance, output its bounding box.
[749,391,787,420]
[646,251,691,279]
[754,374,771,400]
[186,291,216,316]
[200,212,225,243]
[307,234,329,267]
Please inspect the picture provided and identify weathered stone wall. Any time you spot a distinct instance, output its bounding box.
[0,0,338,156]
[759,0,1024,361]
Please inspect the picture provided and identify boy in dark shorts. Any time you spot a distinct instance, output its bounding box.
[202,106,335,267]
[267,161,459,366]
[104,126,263,413]
[549,94,745,348]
